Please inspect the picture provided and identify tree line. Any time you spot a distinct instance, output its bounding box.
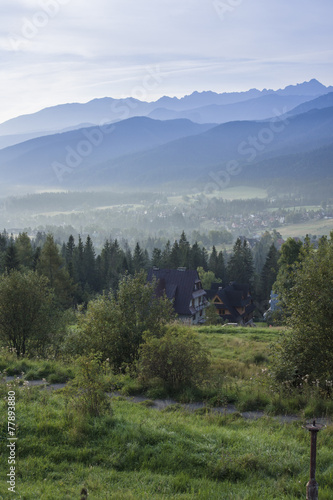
[0,229,283,308]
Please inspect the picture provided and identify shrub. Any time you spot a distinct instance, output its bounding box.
[139,324,210,391]
[64,355,111,417]
[265,309,284,326]
[272,234,333,387]
[72,271,174,370]
[0,270,58,356]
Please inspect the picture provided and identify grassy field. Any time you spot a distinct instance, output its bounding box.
[278,219,333,238]
[192,326,333,417]
[1,384,333,499]
[1,325,333,499]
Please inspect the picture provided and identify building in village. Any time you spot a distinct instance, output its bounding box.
[147,267,209,324]
[207,282,255,325]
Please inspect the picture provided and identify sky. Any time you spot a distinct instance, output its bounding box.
[1,0,333,122]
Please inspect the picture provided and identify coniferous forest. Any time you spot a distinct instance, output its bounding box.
[0,229,281,308]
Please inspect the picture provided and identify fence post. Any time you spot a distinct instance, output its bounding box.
[304,420,324,500]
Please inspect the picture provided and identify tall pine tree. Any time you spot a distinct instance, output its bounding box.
[227,238,254,287]
[5,243,20,272]
[37,234,74,308]
[261,243,279,302]
[83,235,97,291]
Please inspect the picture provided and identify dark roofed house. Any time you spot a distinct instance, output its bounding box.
[147,267,209,324]
[210,282,255,325]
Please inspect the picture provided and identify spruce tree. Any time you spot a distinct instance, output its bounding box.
[227,238,254,286]
[37,234,74,308]
[216,251,227,283]
[201,247,208,271]
[189,242,202,269]
[133,242,146,272]
[32,247,41,271]
[261,243,279,302]
[253,231,273,274]
[161,240,171,268]
[179,231,190,267]
[5,243,20,272]
[169,241,182,268]
[73,235,85,287]
[0,232,8,254]
[83,235,97,291]
[66,235,75,264]
[124,247,133,274]
[208,246,218,274]
[227,238,243,282]
[242,239,254,287]
[16,232,33,270]
[151,248,162,268]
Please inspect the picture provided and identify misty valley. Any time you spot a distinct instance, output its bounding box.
[1,79,333,499]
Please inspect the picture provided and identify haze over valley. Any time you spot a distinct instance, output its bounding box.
[0,79,332,246]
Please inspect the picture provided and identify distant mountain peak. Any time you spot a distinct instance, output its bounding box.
[277,78,331,96]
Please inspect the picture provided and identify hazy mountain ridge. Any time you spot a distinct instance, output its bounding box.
[85,107,333,188]
[147,94,316,124]
[0,117,215,189]
[153,79,332,109]
[1,79,332,143]
[1,107,332,192]
[286,92,333,116]
[242,142,333,183]
[0,80,332,194]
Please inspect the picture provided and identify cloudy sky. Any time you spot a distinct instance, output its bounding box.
[1,0,333,122]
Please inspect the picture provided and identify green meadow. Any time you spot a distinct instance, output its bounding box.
[1,325,333,499]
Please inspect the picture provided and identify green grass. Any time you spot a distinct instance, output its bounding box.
[279,218,333,238]
[1,385,333,499]
[196,325,278,364]
[192,325,333,417]
[0,348,74,383]
[1,326,333,498]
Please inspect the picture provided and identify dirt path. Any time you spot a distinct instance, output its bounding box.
[111,391,302,424]
[5,377,330,425]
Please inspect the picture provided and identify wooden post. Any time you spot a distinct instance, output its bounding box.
[304,420,324,500]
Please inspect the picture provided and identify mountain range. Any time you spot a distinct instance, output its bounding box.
[0,79,332,146]
[0,79,332,194]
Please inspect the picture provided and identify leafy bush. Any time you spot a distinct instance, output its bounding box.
[204,304,223,326]
[64,355,112,417]
[139,324,210,391]
[70,271,174,370]
[272,235,333,387]
[265,309,284,326]
[0,270,58,356]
